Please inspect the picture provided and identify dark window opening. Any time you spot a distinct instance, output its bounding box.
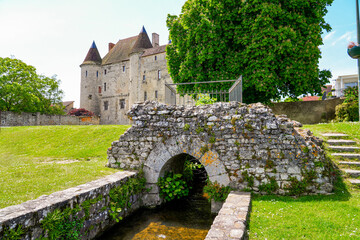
[104,83,107,91]
[144,91,147,101]
[122,66,125,72]
[158,70,161,80]
[104,69,107,75]
[104,101,109,110]
[155,56,157,61]
[96,71,98,78]
[143,75,146,82]
[85,70,88,77]
[155,90,158,99]
[88,94,92,99]
[120,99,125,109]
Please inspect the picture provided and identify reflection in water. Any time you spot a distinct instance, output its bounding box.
[99,194,214,240]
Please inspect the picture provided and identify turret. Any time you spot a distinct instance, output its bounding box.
[80,41,102,115]
[129,26,153,107]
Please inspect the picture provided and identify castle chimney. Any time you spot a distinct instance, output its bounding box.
[108,43,115,52]
[152,33,159,47]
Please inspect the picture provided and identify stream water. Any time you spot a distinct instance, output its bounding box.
[99,166,215,240]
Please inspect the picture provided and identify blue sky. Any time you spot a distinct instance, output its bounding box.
[0,0,357,106]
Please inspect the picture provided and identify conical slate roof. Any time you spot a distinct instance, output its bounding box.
[82,41,102,65]
[131,26,153,54]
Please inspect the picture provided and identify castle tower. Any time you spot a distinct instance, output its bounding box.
[129,26,153,107]
[80,41,102,115]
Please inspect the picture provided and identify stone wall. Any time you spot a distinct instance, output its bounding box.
[108,101,336,206]
[205,192,251,240]
[0,171,141,240]
[0,111,100,126]
[270,98,344,124]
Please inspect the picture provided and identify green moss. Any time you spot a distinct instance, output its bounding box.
[200,145,209,154]
[196,127,204,134]
[183,124,190,131]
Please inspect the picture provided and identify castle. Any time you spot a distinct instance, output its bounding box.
[80,26,175,124]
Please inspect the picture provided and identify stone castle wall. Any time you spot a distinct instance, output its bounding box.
[0,111,100,126]
[108,101,336,200]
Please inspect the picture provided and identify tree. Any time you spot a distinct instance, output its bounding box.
[166,0,333,104]
[0,57,64,114]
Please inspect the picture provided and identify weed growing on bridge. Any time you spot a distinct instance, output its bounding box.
[203,180,231,202]
[108,174,146,222]
[41,207,83,240]
[1,225,24,240]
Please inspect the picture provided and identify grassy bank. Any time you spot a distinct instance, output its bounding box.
[249,122,360,239]
[0,125,130,208]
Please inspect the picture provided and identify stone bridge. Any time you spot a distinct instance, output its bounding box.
[107,101,335,206]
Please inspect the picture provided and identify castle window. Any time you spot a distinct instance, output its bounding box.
[85,70,88,77]
[143,75,146,82]
[88,94,92,99]
[158,70,161,80]
[155,90,158,99]
[98,86,102,94]
[104,101,109,111]
[122,66,125,72]
[155,56,157,61]
[144,91,147,101]
[104,83,107,91]
[120,99,125,109]
[96,71,98,78]
[104,69,107,75]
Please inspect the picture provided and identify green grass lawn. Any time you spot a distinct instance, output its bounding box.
[249,122,360,239]
[0,125,130,208]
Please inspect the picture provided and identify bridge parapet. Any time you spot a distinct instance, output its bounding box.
[108,101,335,205]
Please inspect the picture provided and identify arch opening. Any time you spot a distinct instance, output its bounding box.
[159,153,208,199]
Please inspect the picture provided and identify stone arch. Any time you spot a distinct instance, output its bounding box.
[142,136,229,206]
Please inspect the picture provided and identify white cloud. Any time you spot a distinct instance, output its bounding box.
[331,31,355,46]
[324,31,336,41]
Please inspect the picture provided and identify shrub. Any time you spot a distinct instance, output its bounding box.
[335,86,359,122]
[203,180,231,202]
[335,102,359,122]
[158,172,190,202]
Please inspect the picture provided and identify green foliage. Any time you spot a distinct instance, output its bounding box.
[203,180,231,202]
[335,87,359,122]
[81,195,103,219]
[209,136,216,143]
[200,145,209,154]
[158,172,190,202]
[2,225,24,240]
[285,169,317,196]
[41,207,83,240]
[183,159,203,183]
[195,94,217,106]
[259,177,279,194]
[108,174,146,222]
[283,97,302,102]
[183,123,190,131]
[195,126,204,134]
[167,0,333,104]
[343,86,359,103]
[0,57,64,114]
[242,171,254,188]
